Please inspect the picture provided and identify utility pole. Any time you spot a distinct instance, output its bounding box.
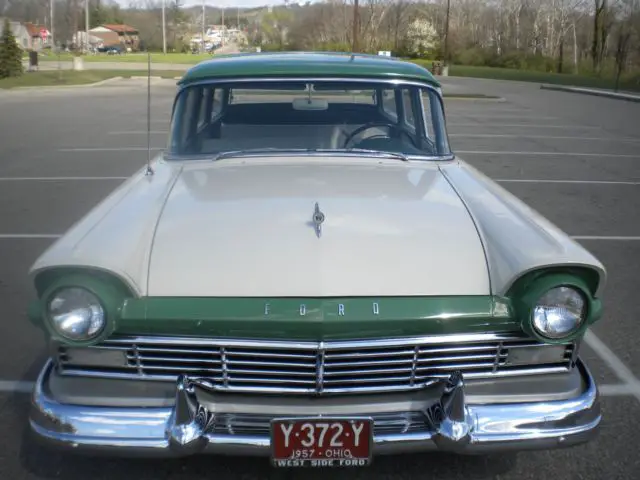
[50,0,55,49]
[221,8,225,46]
[352,0,359,53]
[162,0,166,54]
[237,7,239,30]
[202,0,206,53]
[443,0,451,65]
[85,0,89,52]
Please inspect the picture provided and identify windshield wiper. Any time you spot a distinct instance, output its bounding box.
[213,148,310,161]
[328,148,408,162]
[212,147,408,162]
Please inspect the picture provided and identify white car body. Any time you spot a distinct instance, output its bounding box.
[31,155,604,298]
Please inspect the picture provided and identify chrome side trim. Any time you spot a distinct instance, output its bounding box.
[29,359,601,457]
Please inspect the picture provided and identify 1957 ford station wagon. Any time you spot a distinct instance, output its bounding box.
[27,53,605,467]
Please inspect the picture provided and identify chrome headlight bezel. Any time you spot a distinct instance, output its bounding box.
[509,270,602,344]
[35,272,127,346]
[531,286,586,339]
[46,287,106,341]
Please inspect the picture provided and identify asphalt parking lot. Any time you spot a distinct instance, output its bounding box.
[1,76,639,479]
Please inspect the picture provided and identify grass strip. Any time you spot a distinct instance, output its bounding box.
[35,52,214,64]
[0,70,181,89]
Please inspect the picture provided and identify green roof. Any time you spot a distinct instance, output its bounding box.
[179,52,440,87]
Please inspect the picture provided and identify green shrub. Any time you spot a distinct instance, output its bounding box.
[0,18,24,78]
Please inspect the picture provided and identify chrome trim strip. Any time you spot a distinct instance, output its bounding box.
[81,332,545,350]
[50,365,573,388]
[316,341,325,394]
[221,347,229,388]
[492,341,503,373]
[178,76,442,92]
[164,150,456,163]
[29,359,602,457]
[55,333,574,394]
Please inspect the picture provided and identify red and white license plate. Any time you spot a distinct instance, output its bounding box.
[271,418,373,467]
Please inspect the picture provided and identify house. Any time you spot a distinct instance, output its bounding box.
[89,24,139,51]
[0,18,31,50]
[24,22,51,50]
[72,31,109,50]
[85,30,120,48]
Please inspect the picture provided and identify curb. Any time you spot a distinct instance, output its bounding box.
[443,95,506,102]
[8,76,124,90]
[2,76,181,92]
[540,84,640,103]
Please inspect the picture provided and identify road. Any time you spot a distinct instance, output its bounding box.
[0,77,639,479]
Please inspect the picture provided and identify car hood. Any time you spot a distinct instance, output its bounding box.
[146,157,490,297]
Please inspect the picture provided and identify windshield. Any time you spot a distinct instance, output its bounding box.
[167,80,451,159]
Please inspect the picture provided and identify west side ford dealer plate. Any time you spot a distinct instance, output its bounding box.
[271,418,373,467]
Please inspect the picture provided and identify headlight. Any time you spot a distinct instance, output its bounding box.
[47,287,106,341]
[532,286,586,339]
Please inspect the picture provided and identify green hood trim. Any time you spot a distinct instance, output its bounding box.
[116,296,518,340]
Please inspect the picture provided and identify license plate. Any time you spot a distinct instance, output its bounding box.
[270,418,373,467]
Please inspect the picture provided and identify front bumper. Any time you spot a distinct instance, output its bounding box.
[29,359,601,458]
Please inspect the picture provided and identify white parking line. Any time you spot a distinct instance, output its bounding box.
[447,123,602,129]
[0,177,128,181]
[572,236,640,241]
[584,330,640,402]
[457,150,640,158]
[598,384,638,396]
[108,131,168,135]
[450,134,639,142]
[0,380,34,393]
[0,234,61,239]
[135,119,169,124]
[58,147,164,152]
[447,115,560,120]
[497,179,640,186]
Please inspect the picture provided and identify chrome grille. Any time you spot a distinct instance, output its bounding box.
[56,333,575,395]
[211,412,428,436]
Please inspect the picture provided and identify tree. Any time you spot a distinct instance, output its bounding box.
[169,0,189,52]
[614,25,631,90]
[592,0,609,72]
[0,18,23,79]
[260,9,294,48]
[406,17,438,57]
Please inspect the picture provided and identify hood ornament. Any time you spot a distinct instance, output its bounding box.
[312,202,325,238]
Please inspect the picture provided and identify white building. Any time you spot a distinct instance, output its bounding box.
[0,19,31,50]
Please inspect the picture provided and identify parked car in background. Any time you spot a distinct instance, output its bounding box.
[26,52,605,468]
[96,45,122,55]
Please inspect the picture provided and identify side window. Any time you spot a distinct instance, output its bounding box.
[380,89,398,121]
[420,90,436,140]
[212,89,224,118]
[172,87,200,152]
[197,87,209,129]
[402,89,416,130]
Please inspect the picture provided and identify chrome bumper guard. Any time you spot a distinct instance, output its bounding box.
[29,360,601,458]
